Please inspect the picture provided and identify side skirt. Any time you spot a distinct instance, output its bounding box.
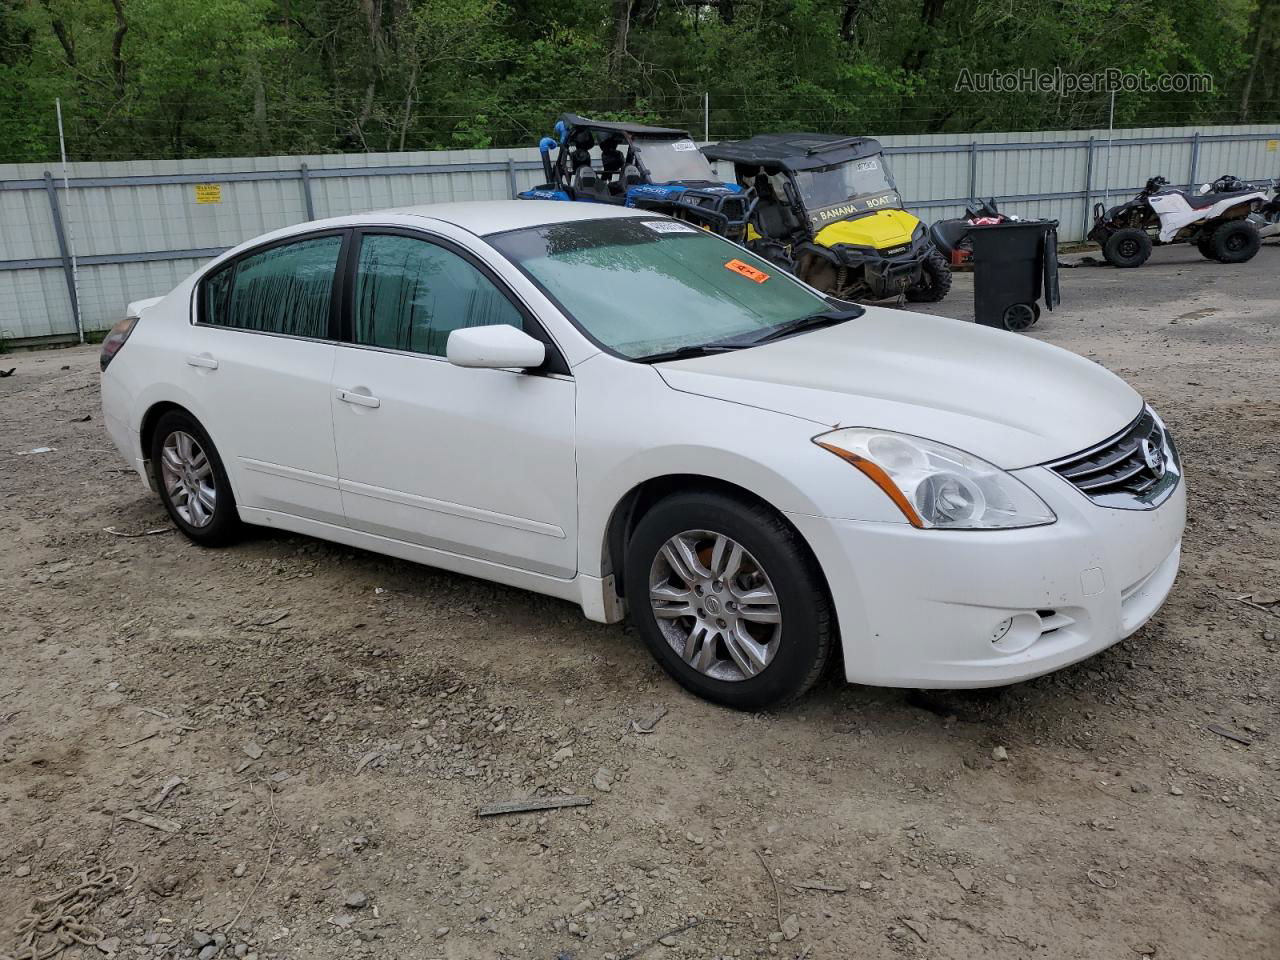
[236,507,623,623]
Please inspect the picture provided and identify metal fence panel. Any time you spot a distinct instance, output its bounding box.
[1,126,1277,344]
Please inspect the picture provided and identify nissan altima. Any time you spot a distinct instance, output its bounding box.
[99,201,1184,709]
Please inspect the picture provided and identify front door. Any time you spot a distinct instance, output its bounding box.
[330,231,578,579]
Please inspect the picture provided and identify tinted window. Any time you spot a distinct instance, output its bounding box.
[353,234,523,356]
[201,235,342,338]
[488,218,833,359]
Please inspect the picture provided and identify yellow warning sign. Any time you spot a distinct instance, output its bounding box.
[1267,140,1279,152]
[194,183,222,204]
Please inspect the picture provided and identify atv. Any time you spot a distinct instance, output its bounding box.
[518,114,753,241]
[1244,176,1280,241]
[702,132,951,303]
[1087,175,1267,268]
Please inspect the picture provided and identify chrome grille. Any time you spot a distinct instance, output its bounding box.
[1047,407,1180,509]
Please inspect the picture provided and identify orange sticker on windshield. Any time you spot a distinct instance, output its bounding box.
[725,259,770,283]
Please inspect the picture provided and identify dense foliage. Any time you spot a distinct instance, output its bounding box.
[1,0,1277,163]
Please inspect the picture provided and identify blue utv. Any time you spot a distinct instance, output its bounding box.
[518,113,754,242]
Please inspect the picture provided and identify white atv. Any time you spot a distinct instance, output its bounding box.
[1088,175,1267,268]
[1248,177,1280,241]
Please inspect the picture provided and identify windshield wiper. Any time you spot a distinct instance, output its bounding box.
[633,343,743,364]
[744,307,863,346]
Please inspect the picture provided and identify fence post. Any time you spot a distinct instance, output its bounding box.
[506,157,519,199]
[1187,131,1201,189]
[967,140,978,200]
[1081,136,1095,242]
[299,162,316,221]
[43,171,83,339]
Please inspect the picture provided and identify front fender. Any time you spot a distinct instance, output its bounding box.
[573,355,906,580]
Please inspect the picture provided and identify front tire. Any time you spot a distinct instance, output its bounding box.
[624,492,833,710]
[905,250,954,303]
[1208,220,1260,263]
[1102,228,1152,268]
[150,410,241,546]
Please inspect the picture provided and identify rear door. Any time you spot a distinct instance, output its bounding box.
[330,228,578,579]
[188,231,348,525]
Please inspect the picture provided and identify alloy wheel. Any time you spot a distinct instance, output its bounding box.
[160,430,217,528]
[648,530,782,682]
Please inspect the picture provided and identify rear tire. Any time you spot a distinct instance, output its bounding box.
[150,410,241,546]
[624,492,833,710]
[1208,220,1260,263]
[905,251,954,303]
[1102,228,1152,268]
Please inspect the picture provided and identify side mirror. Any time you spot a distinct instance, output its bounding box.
[446,325,545,370]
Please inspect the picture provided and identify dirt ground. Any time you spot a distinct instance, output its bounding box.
[2,243,1278,960]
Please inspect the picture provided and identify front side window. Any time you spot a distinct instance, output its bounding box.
[200,235,342,338]
[487,218,837,360]
[352,234,523,356]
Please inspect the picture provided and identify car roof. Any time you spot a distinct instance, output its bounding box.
[559,112,692,139]
[703,133,884,171]
[388,199,650,236]
[206,202,654,270]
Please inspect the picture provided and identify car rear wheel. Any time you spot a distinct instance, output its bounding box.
[1208,220,1261,263]
[624,492,833,710]
[1102,228,1152,268]
[151,410,241,546]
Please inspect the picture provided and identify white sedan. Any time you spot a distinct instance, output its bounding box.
[100,201,1185,709]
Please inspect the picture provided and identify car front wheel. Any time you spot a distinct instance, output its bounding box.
[151,410,241,546]
[624,492,833,709]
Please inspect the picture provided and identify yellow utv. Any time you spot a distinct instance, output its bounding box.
[703,133,951,303]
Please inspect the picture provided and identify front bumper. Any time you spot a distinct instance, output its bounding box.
[833,239,929,298]
[787,467,1186,688]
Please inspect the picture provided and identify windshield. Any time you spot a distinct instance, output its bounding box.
[487,218,838,360]
[634,138,718,183]
[794,156,898,208]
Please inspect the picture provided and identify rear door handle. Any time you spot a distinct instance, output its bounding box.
[185,354,218,370]
[336,388,380,409]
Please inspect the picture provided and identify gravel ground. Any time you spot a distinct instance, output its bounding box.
[1,243,1278,960]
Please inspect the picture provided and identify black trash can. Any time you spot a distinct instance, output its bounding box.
[968,220,1061,331]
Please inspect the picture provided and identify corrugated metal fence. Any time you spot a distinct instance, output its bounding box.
[2,124,1277,344]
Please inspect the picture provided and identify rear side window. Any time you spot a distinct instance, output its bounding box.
[200,235,343,338]
[352,234,523,357]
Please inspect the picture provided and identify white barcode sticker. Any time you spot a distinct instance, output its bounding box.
[671,139,697,152]
[642,219,700,234]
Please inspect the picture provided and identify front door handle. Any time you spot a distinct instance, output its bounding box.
[336,388,380,409]
[185,354,218,370]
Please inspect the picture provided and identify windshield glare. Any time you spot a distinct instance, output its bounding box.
[794,156,897,208]
[487,218,836,359]
[634,138,718,183]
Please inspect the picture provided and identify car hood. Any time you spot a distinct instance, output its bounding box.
[656,307,1142,469]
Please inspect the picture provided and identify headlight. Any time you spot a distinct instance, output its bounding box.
[814,428,1056,530]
